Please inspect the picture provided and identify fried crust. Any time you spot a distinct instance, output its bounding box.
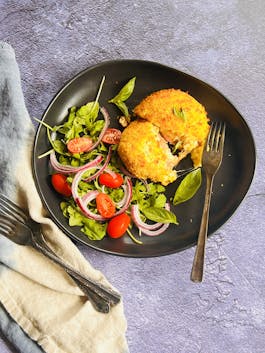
[133,88,210,166]
[118,120,178,186]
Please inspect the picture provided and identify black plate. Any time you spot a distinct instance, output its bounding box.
[33,60,256,257]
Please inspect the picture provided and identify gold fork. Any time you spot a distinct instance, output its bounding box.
[191,122,226,282]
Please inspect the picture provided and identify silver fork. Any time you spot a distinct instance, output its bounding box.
[190,122,226,282]
[0,194,121,311]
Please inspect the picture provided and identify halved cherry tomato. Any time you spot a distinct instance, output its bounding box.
[102,128,121,144]
[67,136,93,154]
[107,213,130,238]
[51,173,72,197]
[96,193,115,218]
[99,172,123,188]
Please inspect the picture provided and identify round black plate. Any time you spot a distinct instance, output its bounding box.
[33,60,256,257]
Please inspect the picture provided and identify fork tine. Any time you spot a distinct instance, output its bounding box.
[218,122,226,153]
[0,194,28,223]
[0,214,16,230]
[213,122,225,152]
[213,123,221,151]
[207,122,226,152]
[207,122,217,151]
[0,226,10,237]
[0,216,16,239]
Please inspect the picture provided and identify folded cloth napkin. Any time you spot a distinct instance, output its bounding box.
[0,42,129,353]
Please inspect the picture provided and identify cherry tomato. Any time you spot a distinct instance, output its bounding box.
[67,136,93,154]
[51,174,72,197]
[102,128,121,144]
[107,213,130,238]
[96,193,115,218]
[99,172,123,188]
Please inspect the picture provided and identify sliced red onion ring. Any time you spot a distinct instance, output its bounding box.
[50,150,103,174]
[75,190,107,222]
[115,184,128,209]
[83,147,112,182]
[112,177,132,216]
[131,203,170,236]
[138,222,170,236]
[104,167,117,178]
[131,204,162,230]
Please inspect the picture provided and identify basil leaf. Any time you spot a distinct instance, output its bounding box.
[112,100,129,117]
[142,207,178,224]
[77,101,99,125]
[108,77,136,116]
[109,77,136,102]
[173,168,202,205]
[60,201,107,240]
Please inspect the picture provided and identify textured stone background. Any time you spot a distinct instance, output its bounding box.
[1,1,265,352]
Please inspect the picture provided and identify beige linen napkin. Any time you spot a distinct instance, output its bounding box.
[0,42,129,353]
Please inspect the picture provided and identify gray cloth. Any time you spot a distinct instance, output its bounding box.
[1,1,265,353]
[0,42,44,353]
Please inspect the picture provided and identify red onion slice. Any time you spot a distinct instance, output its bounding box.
[50,150,103,174]
[75,191,107,222]
[138,222,170,236]
[113,177,132,216]
[83,147,112,182]
[131,203,170,236]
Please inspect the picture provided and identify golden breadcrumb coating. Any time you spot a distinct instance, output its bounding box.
[133,88,210,167]
[118,120,178,186]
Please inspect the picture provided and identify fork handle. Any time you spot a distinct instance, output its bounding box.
[65,275,110,313]
[33,234,110,313]
[191,173,214,282]
[32,239,121,306]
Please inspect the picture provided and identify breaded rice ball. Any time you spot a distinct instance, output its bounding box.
[133,88,210,167]
[118,120,178,186]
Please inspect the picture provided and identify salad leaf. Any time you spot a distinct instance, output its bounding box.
[108,77,136,116]
[142,207,178,224]
[173,168,202,205]
[60,201,107,240]
[131,180,168,212]
[82,218,107,240]
[112,100,129,117]
[150,193,167,208]
[76,101,100,127]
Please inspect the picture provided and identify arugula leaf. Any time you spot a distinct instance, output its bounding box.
[142,207,178,224]
[60,201,107,240]
[173,168,202,205]
[150,193,167,208]
[108,77,136,116]
[82,218,107,240]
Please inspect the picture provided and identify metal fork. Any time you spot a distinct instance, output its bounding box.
[190,122,226,282]
[0,194,121,311]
